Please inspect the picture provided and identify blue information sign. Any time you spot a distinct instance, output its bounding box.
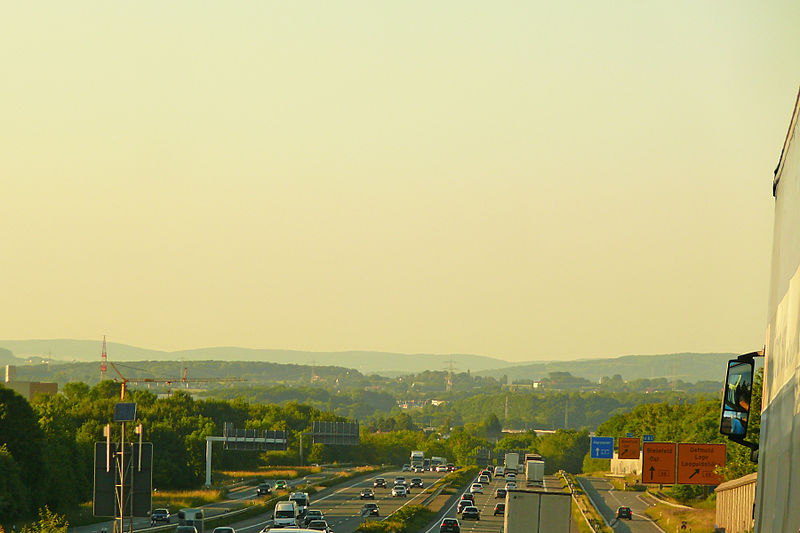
[626,432,635,438]
[643,434,655,442]
[590,436,614,459]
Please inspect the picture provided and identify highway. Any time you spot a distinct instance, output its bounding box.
[578,477,665,533]
[216,467,448,533]
[420,472,579,533]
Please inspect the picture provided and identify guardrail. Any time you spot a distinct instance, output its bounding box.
[560,471,599,533]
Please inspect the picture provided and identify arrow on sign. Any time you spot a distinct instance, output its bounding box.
[688,468,700,480]
[649,466,655,481]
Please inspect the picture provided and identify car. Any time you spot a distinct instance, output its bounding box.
[274,480,288,490]
[616,506,632,520]
[486,465,494,474]
[150,508,169,524]
[506,473,517,480]
[436,465,448,472]
[413,466,424,473]
[457,499,473,514]
[303,510,325,526]
[402,464,411,471]
[391,485,407,497]
[494,488,507,499]
[495,466,505,477]
[175,528,198,533]
[410,478,424,488]
[462,506,480,520]
[505,481,517,490]
[439,518,460,533]
[373,478,386,488]
[494,503,505,516]
[460,493,475,503]
[469,483,483,494]
[360,488,375,499]
[307,520,334,532]
[394,476,407,486]
[446,463,455,472]
[480,470,492,480]
[256,483,272,496]
[362,503,380,516]
[478,475,490,484]
[212,528,236,533]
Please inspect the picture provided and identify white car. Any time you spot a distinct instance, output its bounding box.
[436,465,448,472]
[505,481,517,490]
[478,475,490,484]
[469,483,484,494]
[506,473,517,480]
[392,485,407,497]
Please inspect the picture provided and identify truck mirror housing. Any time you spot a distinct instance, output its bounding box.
[720,357,755,437]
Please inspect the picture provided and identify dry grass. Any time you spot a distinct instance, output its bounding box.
[644,501,716,533]
[152,488,227,509]
[216,466,322,482]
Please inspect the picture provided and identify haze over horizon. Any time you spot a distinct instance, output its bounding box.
[3,2,799,362]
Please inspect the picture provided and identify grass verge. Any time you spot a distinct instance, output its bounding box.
[566,474,613,533]
[355,505,435,533]
[644,499,716,532]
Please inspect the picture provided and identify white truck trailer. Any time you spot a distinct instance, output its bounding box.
[718,88,800,532]
[526,459,545,486]
[504,452,520,473]
[504,489,571,533]
[410,450,424,469]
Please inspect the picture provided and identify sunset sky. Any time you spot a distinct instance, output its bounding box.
[2,2,799,361]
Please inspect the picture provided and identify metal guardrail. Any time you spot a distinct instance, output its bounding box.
[560,471,598,533]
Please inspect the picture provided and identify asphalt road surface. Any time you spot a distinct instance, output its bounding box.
[68,469,337,533]
[420,472,579,533]
[579,477,665,533]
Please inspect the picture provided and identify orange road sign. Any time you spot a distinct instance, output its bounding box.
[618,437,641,459]
[642,442,676,484]
[677,443,726,485]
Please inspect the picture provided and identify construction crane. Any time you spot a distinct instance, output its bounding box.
[109,362,246,400]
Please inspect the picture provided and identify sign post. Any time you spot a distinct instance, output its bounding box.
[590,437,614,459]
[642,442,677,484]
[676,443,726,485]
[618,437,641,460]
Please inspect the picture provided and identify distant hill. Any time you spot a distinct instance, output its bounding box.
[0,339,509,374]
[475,352,745,383]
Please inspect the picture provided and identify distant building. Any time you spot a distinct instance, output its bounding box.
[3,365,58,401]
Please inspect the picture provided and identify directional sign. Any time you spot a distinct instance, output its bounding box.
[642,442,676,484]
[618,437,641,460]
[677,443,726,485]
[626,432,635,438]
[590,437,614,459]
[643,434,655,442]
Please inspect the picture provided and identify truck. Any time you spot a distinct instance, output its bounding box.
[504,489,571,533]
[177,509,204,533]
[525,460,545,486]
[718,88,800,532]
[410,450,424,469]
[431,456,447,470]
[504,452,519,473]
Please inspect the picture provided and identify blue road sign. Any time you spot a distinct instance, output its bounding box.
[626,432,635,438]
[643,434,655,442]
[590,436,614,459]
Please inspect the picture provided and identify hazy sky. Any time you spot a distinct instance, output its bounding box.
[2,2,799,362]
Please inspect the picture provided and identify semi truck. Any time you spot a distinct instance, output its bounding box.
[504,452,520,473]
[525,460,545,486]
[410,450,424,469]
[504,489,571,533]
[431,456,447,469]
[718,88,800,532]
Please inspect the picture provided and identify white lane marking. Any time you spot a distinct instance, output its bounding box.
[423,475,480,533]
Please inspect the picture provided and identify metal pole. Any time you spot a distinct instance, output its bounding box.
[206,438,213,487]
[299,433,303,466]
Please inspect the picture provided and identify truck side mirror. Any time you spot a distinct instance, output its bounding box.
[719,358,754,437]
